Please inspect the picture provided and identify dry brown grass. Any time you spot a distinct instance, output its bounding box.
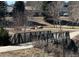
[34,40,64,57]
[0,48,48,57]
[33,40,79,57]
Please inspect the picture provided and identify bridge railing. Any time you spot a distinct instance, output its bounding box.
[9,31,70,45]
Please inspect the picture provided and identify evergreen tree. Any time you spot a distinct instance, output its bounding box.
[0,1,7,27]
[0,27,11,46]
[13,1,25,13]
[0,1,7,18]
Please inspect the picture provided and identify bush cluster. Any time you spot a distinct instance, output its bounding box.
[0,27,11,46]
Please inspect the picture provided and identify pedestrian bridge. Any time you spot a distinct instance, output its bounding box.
[9,30,70,45]
[8,28,79,45]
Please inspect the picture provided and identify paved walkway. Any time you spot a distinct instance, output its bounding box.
[69,31,79,39]
[0,42,33,53]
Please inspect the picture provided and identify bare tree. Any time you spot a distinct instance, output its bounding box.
[68,1,79,28]
[13,1,25,31]
[41,1,62,28]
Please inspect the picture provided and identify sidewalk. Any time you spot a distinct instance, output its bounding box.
[70,31,79,39]
[0,42,33,53]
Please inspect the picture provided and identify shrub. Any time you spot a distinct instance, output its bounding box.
[0,27,11,46]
